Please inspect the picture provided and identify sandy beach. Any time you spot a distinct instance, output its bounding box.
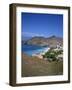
[32,47,50,59]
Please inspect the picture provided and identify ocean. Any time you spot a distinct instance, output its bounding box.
[22,44,49,56]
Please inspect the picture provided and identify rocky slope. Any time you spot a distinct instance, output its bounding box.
[22,35,63,48]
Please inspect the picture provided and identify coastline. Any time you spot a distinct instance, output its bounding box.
[31,47,50,59]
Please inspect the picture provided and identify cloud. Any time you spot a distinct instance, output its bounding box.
[22,31,45,37]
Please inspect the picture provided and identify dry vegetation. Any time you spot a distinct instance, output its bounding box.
[22,53,63,77]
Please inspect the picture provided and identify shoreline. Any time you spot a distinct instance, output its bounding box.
[32,47,50,59]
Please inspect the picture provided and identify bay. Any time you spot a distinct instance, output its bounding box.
[22,44,49,56]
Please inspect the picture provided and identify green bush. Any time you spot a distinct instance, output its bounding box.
[43,49,63,61]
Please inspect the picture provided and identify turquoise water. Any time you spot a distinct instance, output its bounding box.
[22,45,48,56]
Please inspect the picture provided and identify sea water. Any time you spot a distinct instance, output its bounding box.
[22,44,49,56]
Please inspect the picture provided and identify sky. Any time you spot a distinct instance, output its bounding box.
[21,12,63,38]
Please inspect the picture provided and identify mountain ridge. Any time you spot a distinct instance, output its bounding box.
[22,35,63,48]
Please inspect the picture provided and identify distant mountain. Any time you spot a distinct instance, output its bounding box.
[22,36,32,41]
[22,35,63,48]
[46,35,63,47]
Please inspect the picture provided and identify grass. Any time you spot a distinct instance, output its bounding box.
[22,53,63,77]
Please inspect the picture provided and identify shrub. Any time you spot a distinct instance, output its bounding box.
[43,48,63,61]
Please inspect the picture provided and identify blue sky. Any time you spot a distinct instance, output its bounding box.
[21,12,63,38]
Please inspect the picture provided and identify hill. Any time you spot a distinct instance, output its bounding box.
[22,35,63,48]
